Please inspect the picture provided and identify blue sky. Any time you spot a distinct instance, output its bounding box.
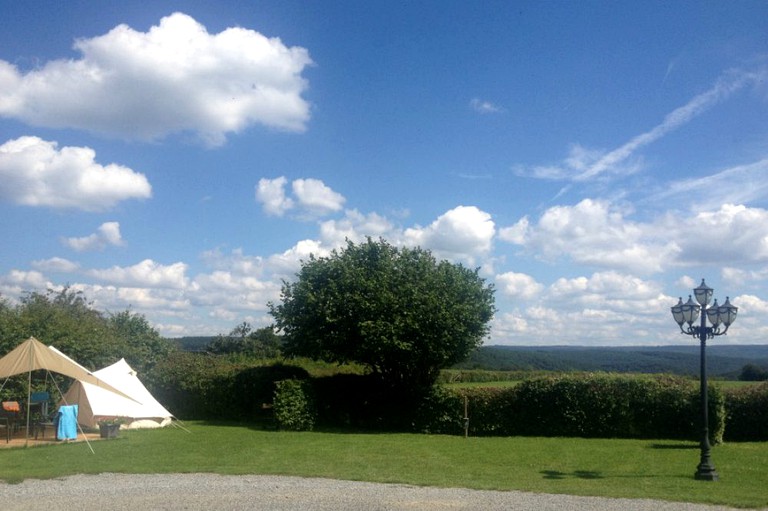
[1,1,767,345]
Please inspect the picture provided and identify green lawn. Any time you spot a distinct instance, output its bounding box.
[2,423,767,508]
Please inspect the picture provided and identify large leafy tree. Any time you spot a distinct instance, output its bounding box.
[269,238,495,389]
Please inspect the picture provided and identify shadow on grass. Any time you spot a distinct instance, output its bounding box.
[648,443,699,450]
[541,470,604,480]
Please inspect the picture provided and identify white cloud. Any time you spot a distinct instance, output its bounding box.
[0,136,151,211]
[652,157,768,211]
[518,67,766,182]
[496,272,543,299]
[292,178,346,215]
[500,199,678,274]
[0,12,313,145]
[256,177,294,216]
[267,239,328,277]
[31,257,80,273]
[256,177,345,218]
[319,209,394,247]
[490,271,671,346]
[500,199,768,275]
[1,270,49,289]
[470,98,503,114]
[665,204,768,266]
[87,259,188,289]
[63,222,125,252]
[405,206,495,265]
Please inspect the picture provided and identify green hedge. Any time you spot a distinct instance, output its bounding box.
[724,382,768,441]
[418,374,725,443]
[147,356,766,442]
[145,352,309,420]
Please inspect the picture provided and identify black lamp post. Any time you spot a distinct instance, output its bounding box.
[671,279,738,481]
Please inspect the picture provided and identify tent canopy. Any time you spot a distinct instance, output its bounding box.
[63,358,172,429]
[0,337,136,402]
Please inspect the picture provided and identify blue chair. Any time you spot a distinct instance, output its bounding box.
[30,392,56,440]
[30,391,50,417]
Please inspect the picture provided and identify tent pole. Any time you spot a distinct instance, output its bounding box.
[26,343,32,447]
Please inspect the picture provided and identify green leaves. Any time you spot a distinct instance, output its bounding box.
[269,238,495,390]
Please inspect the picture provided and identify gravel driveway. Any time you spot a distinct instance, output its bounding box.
[1,473,757,511]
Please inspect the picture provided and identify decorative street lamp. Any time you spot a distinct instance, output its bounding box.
[671,279,738,481]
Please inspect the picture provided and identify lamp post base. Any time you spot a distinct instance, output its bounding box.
[695,464,719,481]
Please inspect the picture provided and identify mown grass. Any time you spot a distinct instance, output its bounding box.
[1,423,767,508]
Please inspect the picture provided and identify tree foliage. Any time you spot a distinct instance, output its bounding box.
[739,363,768,382]
[0,288,173,374]
[206,322,282,358]
[269,238,495,389]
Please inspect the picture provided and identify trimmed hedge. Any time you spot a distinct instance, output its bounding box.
[147,355,766,442]
[418,374,725,443]
[145,352,309,420]
[724,382,768,441]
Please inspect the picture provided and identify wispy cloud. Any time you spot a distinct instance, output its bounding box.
[470,98,503,114]
[518,67,767,182]
[651,157,768,211]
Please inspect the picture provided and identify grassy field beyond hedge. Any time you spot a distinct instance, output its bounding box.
[1,423,767,508]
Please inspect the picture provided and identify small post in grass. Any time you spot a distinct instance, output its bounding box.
[463,395,469,439]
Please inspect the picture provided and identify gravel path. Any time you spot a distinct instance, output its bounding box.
[0,473,757,511]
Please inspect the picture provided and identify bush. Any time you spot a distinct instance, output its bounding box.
[412,374,725,442]
[509,374,724,442]
[145,352,309,420]
[724,382,768,441]
[273,379,317,431]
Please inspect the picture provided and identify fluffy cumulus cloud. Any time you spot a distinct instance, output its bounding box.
[496,272,543,299]
[501,199,768,275]
[87,259,188,289]
[663,204,768,266]
[493,271,671,345]
[0,136,151,211]
[292,179,346,216]
[256,177,294,216]
[63,222,124,252]
[256,177,345,218]
[319,209,394,247]
[405,206,495,265]
[500,199,677,274]
[0,12,313,145]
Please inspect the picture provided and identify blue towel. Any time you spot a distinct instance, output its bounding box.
[57,405,78,440]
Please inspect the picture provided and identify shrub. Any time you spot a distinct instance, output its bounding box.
[145,352,309,420]
[724,382,768,441]
[273,379,317,431]
[412,374,725,442]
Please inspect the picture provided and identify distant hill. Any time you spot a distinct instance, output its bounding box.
[171,336,768,378]
[454,345,768,377]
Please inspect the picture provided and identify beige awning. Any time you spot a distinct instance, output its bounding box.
[0,337,137,402]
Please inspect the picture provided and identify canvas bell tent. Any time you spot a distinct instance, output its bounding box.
[0,337,136,440]
[62,358,173,429]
